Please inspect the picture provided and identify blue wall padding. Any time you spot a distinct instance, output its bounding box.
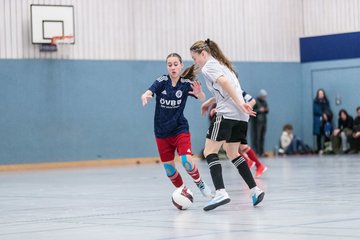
[300,31,360,62]
[0,59,302,164]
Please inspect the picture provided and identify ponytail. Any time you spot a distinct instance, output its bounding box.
[190,38,235,73]
[181,64,199,81]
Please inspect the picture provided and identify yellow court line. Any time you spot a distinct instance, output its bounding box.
[0,155,203,172]
[0,157,161,172]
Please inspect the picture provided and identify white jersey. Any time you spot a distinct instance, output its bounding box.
[201,57,249,122]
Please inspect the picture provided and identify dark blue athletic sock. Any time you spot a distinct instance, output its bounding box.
[232,155,256,189]
[206,153,225,190]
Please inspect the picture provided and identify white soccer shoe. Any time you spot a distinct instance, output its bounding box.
[251,186,265,206]
[203,189,231,211]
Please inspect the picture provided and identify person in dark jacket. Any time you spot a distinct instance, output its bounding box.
[349,106,360,153]
[313,89,332,153]
[251,89,269,157]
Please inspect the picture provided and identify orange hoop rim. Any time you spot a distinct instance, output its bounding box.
[50,35,74,45]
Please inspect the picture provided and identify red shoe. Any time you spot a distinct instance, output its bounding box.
[255,165,267,177]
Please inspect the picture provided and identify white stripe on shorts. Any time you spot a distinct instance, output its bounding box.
[211,115,222,140]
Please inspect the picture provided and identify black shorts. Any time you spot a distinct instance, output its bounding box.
[207,115,248,143]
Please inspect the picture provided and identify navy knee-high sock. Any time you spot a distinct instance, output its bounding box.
[206,153,225,190]
[231,155,256,189]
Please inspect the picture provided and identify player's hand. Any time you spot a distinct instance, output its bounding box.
[201,102,210,116]
[209,108,217,118]
[141,94,152,107]
[189,80,202,96]
[239,103,256,117]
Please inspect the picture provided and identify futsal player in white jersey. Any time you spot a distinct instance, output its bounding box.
[189,39,265,211]
[208,91,268,178]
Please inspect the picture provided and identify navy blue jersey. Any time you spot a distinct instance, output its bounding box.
[149,75,196,138]
[242,91,253,103]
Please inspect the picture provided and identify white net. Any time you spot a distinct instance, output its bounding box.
[52,36,74,59]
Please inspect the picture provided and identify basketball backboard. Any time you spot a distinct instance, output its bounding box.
[30,4,75,44]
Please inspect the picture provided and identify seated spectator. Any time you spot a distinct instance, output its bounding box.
[349,106,360,153]
[331,109,353,154]
[279,124,312,155]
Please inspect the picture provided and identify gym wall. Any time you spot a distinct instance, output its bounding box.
[1,0,360,164]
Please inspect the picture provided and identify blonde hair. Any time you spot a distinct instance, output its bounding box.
[190,39,235,73]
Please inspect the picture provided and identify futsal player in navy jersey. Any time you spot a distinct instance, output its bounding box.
[141,53,213,199]
[189,39,265,211]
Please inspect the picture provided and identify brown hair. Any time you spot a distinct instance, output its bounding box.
[283,124,293,131]
[190,39,235,73]
[314,88,329,102]
[166,53,182,63]
[181,64,199,81]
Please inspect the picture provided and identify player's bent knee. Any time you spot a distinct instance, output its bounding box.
[180,155,193,172]
[163,163,176,177]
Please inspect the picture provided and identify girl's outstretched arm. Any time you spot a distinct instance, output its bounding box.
[217,76,256,116]
[141,90,153,107]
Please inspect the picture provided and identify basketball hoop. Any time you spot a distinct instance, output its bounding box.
[39,35,74,53]
[50,35,74,45]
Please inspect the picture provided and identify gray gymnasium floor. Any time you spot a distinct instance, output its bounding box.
[1,155,359,240]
